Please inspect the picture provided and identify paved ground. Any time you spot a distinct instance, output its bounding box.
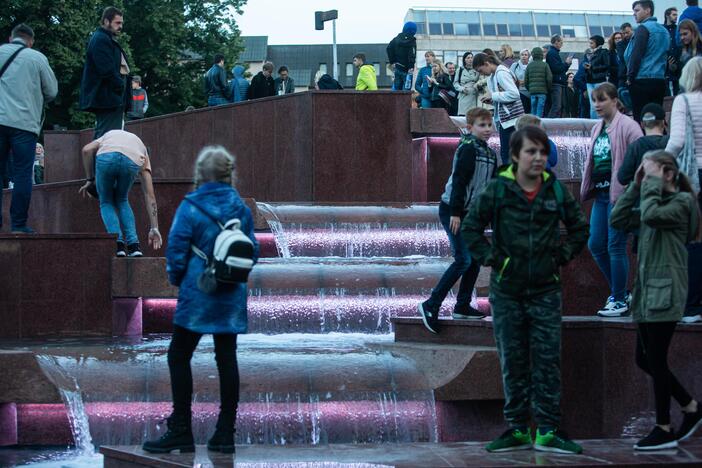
[100,439,702,467]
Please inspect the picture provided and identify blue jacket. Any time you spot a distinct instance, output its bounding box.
[624,17,670,81]
[677,6,702,45]
[546,46,570,86]
[79,27,129,111]
[547,139,558,169]
[415,65,433,98]
[230,65,249,102]
[166,183,259,334]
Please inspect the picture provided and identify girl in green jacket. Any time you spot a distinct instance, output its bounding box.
[610,150,702,451]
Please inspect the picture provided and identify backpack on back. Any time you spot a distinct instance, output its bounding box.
[185,198,254,294]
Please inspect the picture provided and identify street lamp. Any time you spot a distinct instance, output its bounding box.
[315,10,339,80]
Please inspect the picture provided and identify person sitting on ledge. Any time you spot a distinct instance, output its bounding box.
[463,126,588,454]
[610,150,702,451]
[418,107,498,333]
[143,146,259,455]
[79,129,162,257]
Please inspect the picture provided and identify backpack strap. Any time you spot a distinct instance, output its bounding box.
[0,45,26,80]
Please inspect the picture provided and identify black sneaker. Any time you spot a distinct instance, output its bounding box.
[127,243,143,257]
[418,301,439,334]
[11,226,36,234]
[634,426,678,450]
[116,241,127,257]
[678,409,702,441]
[452,306,486,320]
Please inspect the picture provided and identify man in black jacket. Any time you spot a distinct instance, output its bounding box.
[80,6,130,139]
[386,22,417,91]
[248,62,275,100]
[545,35,573,118]
[205,54,230,106]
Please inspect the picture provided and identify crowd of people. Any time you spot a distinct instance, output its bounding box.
[1,1,702,459]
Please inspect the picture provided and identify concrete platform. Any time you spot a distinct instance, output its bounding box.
[100,440,702,467]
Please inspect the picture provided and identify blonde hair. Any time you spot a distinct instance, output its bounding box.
[501,44,514,59]
[515,114,542,130]
[432,59,448,76]
[194,146,236,188]
[680,56,702,93]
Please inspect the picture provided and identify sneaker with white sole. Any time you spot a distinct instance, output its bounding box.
[678,408,702,441]
[597,300,629,317]
[634,426,678,450]
[418,301,439,334]
[596,296,614,315]
[681,314,702,324]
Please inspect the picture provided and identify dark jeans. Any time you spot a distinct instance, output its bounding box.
[426,202,480,312]
[0,125,38,230]
[94,108,124,139]
[547,84,565,118]
[168,324,239,417]
[629,79,666,123]
[687,241,702,316]
[393,68,408,91]
[636,322,693,425]
[498,123,516,165]
[208,96,229,107]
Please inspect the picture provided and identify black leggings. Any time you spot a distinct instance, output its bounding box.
[636,322,692,425]
[168,324,239,416]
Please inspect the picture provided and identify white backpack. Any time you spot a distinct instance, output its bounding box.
[185,198,254,292]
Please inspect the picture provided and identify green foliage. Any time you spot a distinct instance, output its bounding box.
[0,0,246,130]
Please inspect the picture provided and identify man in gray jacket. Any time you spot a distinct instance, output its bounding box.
[0,24,57,233]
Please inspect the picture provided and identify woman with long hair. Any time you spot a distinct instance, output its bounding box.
[584,35,610,119]
[611,150,702,451]
[666,57,702,322]
[454,51,481,115]
[499,44,515,68]
[608,32,623,86]
[511,48,532,113]
[143,146,259,455]
[426,59,455,111]
[473,52,524,165]
[581,82,643,317]
[670,20,702,83]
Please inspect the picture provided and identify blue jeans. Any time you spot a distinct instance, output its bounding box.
[96,152,140,244]
[208,96,229,107]
[588,192,629,302]
[530,94,546,118]
[618,87,632,112]
[0,125,38,229]
[498,123,516,165]
[426,202,480,312]
[393,68,408,91]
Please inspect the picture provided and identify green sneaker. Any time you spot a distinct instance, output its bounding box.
[485,428,533,452]
[534,428,583,454]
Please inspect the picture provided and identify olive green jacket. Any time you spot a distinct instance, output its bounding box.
[610,176,700,322]
[462,165,589,298]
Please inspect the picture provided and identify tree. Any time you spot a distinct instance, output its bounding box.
[0,0,246,131]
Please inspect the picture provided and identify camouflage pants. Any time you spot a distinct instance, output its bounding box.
[490,288,562,427]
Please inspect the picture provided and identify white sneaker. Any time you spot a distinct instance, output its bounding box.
[596,296,615,315]
[598,301,629,317]
[681,314,702,324]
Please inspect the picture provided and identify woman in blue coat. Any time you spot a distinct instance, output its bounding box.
[143,146,259,454]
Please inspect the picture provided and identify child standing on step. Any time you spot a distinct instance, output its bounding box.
[610,151,702,451]
[463,126,589,454]
[418,107,498,334]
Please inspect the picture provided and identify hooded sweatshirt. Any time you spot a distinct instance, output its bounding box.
[230,65,249,102]
[356,64,378,90]
[386,22,417,71]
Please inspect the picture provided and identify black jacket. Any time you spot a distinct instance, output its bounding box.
[79,27,129,111]
[616,38,630,86]
[587,47,610,84]
[205,65,230,99]
[386,33,417,70]
[317,74,343,89]
[248,72,275,99]
[617,134,670,186]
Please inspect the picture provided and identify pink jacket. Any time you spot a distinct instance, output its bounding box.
[581,111,643,203]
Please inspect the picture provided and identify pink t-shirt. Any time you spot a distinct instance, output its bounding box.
[96,130,151,172]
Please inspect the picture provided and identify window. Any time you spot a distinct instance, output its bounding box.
[319,63,327,74]
[444,51,458,66]
[416,23,426,34]
[497,24,508,36]
[562,28,576,38]
[602,26,615,37]
[443,23,454,35]
[469,23,481,36]
[346,63,353,76]
[550,25,562,36]
[589,25,603,36]
[537,24,550,37]
[483,24,496,36]
[522,24,535,36]
[374,63,380,76]
[455,23,468,35]
[509,24,522,36]
[429,22,442,35]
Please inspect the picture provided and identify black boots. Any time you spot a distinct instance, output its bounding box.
[207,412,236,453]
[142,413,195,453]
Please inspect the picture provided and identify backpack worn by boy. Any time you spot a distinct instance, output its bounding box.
[185,198,255,294]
